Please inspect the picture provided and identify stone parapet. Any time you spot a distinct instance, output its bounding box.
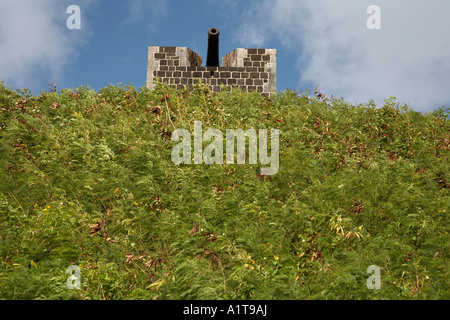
[147,46,276,96]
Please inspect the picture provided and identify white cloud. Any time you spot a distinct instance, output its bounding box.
[122,0,168,33]
[0,0,96,90]
[236,0,450,112]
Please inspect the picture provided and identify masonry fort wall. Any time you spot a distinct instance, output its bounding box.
[146,46,277,96]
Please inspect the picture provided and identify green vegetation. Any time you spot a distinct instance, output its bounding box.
[0,80,448,299]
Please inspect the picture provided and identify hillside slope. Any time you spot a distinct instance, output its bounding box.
[0,81,448,299]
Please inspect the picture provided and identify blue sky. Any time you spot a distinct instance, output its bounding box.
[1,0,449,113]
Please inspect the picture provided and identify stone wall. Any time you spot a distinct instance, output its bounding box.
[146,46,276,96]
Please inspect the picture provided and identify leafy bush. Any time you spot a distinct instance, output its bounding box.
[0,82,448,299]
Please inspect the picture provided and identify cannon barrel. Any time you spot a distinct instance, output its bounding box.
[206,27,220,67]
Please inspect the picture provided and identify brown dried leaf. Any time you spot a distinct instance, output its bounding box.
[190,222,199,234]
[89,221,101,236]
[125,254,134,264]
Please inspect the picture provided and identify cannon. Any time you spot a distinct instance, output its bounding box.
[206,27,220,67]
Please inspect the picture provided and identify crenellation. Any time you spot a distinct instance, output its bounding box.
[146,45,276,96]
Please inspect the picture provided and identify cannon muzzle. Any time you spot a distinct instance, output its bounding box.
[206,27,220,67]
